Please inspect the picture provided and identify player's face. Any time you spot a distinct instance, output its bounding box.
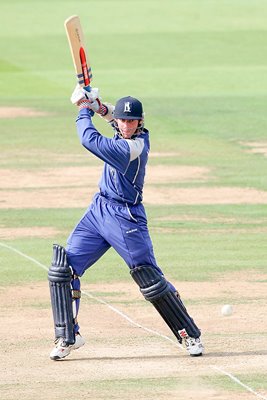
[116,119,139,139]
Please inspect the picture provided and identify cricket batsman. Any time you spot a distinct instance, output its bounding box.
[48,85,204,360]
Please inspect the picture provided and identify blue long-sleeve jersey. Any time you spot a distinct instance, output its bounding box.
[76,108,150,205]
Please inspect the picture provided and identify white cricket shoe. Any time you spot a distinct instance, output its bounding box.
[50,333,85,361]
[72,333,85,350]
[178,329,204,357]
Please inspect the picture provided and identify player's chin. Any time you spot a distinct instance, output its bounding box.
[121,131,134,139]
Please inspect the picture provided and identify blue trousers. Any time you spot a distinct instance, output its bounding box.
[66,193,175,333]
[66,193,163,275]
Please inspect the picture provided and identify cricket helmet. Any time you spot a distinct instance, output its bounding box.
[114,96,144,120]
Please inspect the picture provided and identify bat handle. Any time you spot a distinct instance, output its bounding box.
[83,85,91,92]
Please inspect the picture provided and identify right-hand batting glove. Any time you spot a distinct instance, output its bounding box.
[70,84,108,116]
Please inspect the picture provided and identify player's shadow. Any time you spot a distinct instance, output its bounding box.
[61,349,267,361]
[203,349,267,357]
[63,354,185,362]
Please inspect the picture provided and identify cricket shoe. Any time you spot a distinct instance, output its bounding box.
[178,329,204,357]
[50,333,85,361]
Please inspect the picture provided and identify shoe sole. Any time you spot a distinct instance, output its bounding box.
[50,355,65,361]
[50,350,71,361]
[190,352,203,357]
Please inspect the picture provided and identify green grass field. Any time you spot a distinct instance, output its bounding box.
[1,1,267,399]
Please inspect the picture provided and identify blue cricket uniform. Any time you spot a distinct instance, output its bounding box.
[48,98,202,353]
[66,108,163,277]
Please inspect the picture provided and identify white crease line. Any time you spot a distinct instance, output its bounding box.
[213,367,267,400]
[82,289,183,349]
[0,242,48,271]
[1,240,266,400]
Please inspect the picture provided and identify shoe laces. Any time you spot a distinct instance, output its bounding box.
[54,337,68,347]
[185,336,198,347]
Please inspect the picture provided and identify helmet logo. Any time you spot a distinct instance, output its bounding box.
[124,102,131,112]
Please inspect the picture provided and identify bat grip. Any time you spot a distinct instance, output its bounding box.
[83,85,91,93]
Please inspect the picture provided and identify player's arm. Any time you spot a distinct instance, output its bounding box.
[76,108,131,174]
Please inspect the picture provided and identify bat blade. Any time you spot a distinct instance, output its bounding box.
[64,15,93,87]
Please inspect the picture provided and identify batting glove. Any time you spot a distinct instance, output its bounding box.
[71,85,108,116]
[70,84,99,104]
[78,98,107,114]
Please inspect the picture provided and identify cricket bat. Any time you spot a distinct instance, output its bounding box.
[64,15,93,89]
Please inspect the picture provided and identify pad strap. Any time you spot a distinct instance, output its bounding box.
[72,290,81,299]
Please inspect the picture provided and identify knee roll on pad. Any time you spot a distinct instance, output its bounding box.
[130,265,169,300]
[130,265,201,340]
[48,244,75,345]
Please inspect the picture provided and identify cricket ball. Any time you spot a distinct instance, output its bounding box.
[221,304,233,316]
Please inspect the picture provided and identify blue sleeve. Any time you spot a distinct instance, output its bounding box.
[76,108,130,173]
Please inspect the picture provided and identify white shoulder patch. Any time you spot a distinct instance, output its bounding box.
[125,138,145,161]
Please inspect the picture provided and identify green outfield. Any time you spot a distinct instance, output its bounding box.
[1,1,267,399]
